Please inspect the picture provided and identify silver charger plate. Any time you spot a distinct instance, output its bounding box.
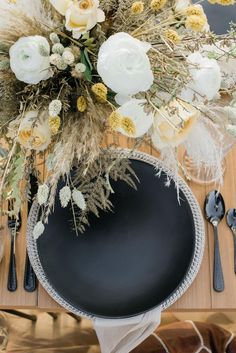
[27,149,205,318]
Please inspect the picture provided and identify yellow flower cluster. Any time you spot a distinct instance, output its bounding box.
[185,5,204,16]
[164,29,181,44]
[185,5,207,32]
[77,96,87,112]
[49,116,61,135]
[91,83,107,102]
[208,0,235,4]
[108,111,122,130]
[150,0,167,11]
[121,117,136,136]
[185,15,206,32]
[108,111,136,136]
[131,1,144,14]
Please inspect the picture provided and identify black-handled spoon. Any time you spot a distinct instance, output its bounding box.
[226,209,236,274]
[204,190,225,292]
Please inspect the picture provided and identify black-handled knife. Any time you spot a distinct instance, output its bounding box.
[23,174,38,292]
[7,200,21,292]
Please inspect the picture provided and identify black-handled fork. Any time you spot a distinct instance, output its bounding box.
[7,200,21,292]
[23,174,38,292]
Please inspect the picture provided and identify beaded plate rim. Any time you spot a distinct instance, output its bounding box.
[27,148,205,318]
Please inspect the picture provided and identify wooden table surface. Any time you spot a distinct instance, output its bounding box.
[0,134,236,312]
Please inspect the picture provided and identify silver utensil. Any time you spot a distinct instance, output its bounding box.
[204,190,225,292]
[226,208,236,274]
[7,200,21,292]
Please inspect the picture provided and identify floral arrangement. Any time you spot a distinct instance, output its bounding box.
[0,0,236,237]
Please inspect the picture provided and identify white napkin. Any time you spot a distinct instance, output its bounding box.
[93,306,162,353]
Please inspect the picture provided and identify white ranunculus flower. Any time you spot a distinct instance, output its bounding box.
[50,0,105,39]
[201,42,236,90]
[117,99,154,138]
[180,52,222,103]
[97,33,154,96]
[9,35,52,85]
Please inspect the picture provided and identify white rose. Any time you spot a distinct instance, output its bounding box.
[151,100,198,150]
[117,99,154,138]
[9,36,52,85]
[50,0,105,39]
[97,33,154,96]
[180,52,222,103]
[18,111,51,151]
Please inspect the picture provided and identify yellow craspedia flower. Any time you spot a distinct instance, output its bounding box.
[185,5,204,16]
[121,117,136,136]
[150,0,167,11]
[91,83,108,102]
[131,1,144,14]
[207,0,217,3]
[164,29,181,44]
[185,15,207,32]
[216,0,235,5]
[49,116,61,135]
[108,111,122,130]
[77,96,87,112]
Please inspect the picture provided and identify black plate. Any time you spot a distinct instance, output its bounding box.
[193,0,236,34]
[36,160,196,318]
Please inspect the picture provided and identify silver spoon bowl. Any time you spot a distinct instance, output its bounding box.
[226,209,236,274]
[204,190,225,292]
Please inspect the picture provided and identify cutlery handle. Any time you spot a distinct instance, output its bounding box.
[7,236,17,292]
[24,252,37,292]
[213,225,224,292]
[23,174,38,292]
[232,232,236,275]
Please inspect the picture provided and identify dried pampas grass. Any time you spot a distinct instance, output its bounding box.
[183,118,225,184]
[0,0,57,43]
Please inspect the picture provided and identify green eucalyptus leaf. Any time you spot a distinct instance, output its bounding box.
[84,49,93,70]
[80,50,92,82]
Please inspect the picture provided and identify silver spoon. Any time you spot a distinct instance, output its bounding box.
[204,190,225,292]
[226,209,236,274]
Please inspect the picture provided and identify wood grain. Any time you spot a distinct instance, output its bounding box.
[1,137,236,311]
[0,203,37,308]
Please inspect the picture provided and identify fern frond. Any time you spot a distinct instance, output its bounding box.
[72,150,138,233]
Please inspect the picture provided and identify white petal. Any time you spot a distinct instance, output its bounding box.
[180,52,222,103]
[72,30,82,39]
[50,0,71,15]
[97,8,105,22]
[97,33,154,95]
[117,99,154,138]
[174,0,191,12]
[115,94,132,106]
